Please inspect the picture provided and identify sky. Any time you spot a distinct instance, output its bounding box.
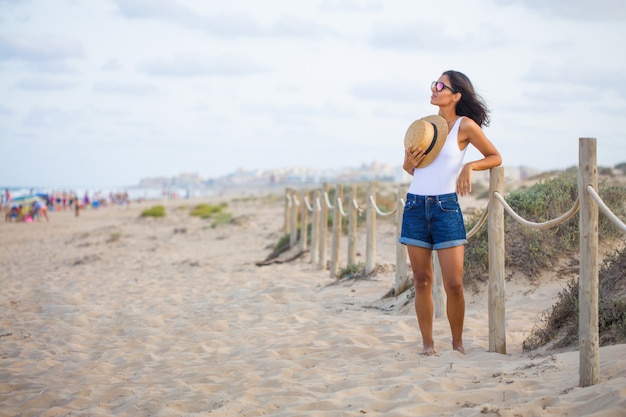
[1,0,626,188]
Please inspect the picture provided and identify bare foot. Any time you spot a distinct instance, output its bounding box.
[452,344,465,355]
[420,344,436,356]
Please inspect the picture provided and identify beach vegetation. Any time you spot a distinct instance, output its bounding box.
[210,212,233,228]
[262,233,292,262]
[523,246,626,351]
[190,202,228,219]
[107,232,122,243]
[188,202,234,228]
[463,171,626,286]
[140,205,166,218]
[337,262,366,279]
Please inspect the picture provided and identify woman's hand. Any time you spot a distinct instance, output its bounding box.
[456,163,473,196]
[403,146,426,175]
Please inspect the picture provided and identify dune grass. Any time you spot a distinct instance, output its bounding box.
[461,170,626,351]
[139,205,166,218]
[189,202,232,228]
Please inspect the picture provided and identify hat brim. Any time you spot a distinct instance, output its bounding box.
[404,115,449,168]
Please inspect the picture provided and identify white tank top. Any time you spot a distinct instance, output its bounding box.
[407,116,467,195]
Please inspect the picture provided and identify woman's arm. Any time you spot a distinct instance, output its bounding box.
[403,145,428,175]
[456,118,502,196]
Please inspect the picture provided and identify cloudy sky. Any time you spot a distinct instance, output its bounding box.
[1,0,625,188]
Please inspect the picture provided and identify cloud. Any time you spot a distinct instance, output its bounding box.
[139,54,269,77]
[112,0,335,40]
[92,81,158,96]
[0,105,14,116]
[368,23,440,51]
[22,107,82,129]
[368,20,510,52]
[112,0,264,37]
[0,35,83,63]
[319,0,383,12]
[494,0,626,20]
[271,16,336,39]
[14,77,79,91]
[102,58,122,72]
[240,101,354,126]
[350,82,417,102]
[524,62,626,99]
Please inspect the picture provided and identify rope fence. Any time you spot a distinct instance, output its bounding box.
[283,137,624,388]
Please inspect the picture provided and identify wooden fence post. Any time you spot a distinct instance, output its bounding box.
[330,184,343,277]
[488,166,506,354]
[347,184,357,266]
[299,190,308,252]
[310,190,320,263]
[366,182,376,275]
[579,137,600,387]
[290,190,299,247]
[318,183,329,269]
[395,185,409,295]
[284,187,291,235]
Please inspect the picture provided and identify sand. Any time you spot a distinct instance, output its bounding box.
[1,194,624,417]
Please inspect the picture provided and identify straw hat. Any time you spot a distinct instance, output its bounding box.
[403,115,448,168]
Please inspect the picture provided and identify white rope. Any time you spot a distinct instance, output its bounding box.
[292,193,300,206]
[337,197,348,217]
[587,185,626,234]
[352,198,365,214]
[466,205,489,239]
[323,191,334,210]
[285,193,293,207]
[368,195,397,217]
[493,192,580,229]
[303,195,313,212]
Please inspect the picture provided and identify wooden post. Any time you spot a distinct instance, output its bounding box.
[290,189,298,247]
[299,190,309,252]
[330,184,343,277]
[347,184,357,266]
[318,183,329,269]
[310,190,320,263]
[395,185,409,295]
[433,253,446,318]
[365,182,376,275]
[488,166,506,354]
[284,187,291,235]
[579,137,599,387]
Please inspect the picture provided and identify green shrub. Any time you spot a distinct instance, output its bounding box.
[464,171,626,284]
[337,262,366,279]
[190,202,227,219]
[140,205,166,218]
[263,234,291,262]
[211,212,232,228]
[523,246,626,351]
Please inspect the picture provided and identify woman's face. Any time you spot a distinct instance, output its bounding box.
[430,75,458,107]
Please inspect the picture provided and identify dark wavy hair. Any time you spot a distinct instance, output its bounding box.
[443,70,490,128]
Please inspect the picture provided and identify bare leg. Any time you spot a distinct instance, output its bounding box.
[437,246,466,354]
[407,245,436,355]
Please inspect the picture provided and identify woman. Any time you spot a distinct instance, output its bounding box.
[400,70,502,355]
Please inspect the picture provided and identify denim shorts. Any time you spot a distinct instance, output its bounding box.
[399,192,467,250]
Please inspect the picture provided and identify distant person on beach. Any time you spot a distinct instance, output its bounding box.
[32,199,49,222]
[399,70,502,355]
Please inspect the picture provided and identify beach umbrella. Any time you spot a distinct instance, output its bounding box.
[10,195,45,206]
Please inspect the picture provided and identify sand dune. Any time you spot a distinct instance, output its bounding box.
[1,195,624,416]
